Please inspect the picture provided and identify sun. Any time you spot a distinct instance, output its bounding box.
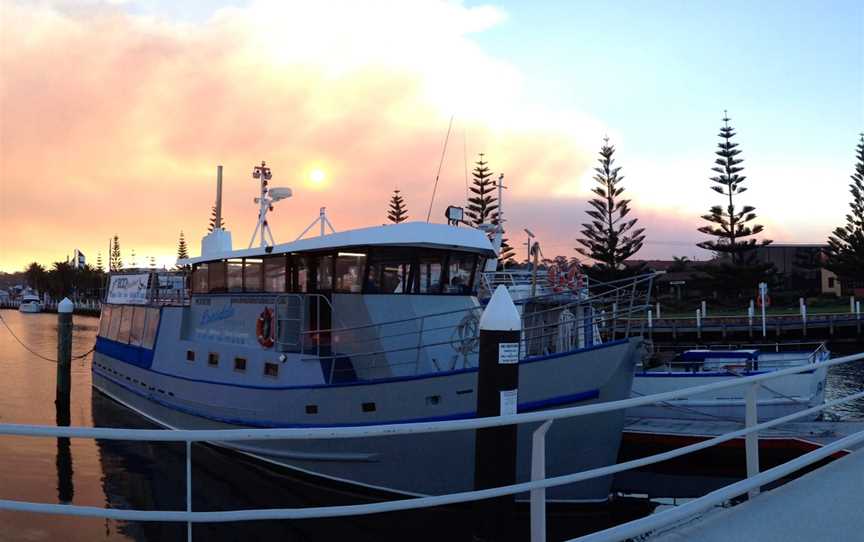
[309,169,326,185]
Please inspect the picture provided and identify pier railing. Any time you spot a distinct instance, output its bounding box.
[1,350,863,541]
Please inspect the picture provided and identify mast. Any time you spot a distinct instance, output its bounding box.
[215,165,223,231]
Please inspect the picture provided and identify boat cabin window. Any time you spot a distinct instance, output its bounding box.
[117,305,134,343]
[191,248,482,296]
[417,252,445,294]
[141,308,159,349]
[192,263,209,293]
[264,255,287,293]
[315,255,333,291]
[295,255,310,293]
[445,253,477,294]
[244,258,263,291]
[99,305,112,336]
[129,305,147,346]
[227,259,244,292]
[335,252,366,293]
[97,305,160,347]
[209,261,227,292]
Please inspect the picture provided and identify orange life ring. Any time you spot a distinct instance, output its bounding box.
[256,307,275,348]
[565,263,585,290]
[756,294,771,308]
[547,264,562,291]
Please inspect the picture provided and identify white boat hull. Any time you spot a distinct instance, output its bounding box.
[629,366,828,422]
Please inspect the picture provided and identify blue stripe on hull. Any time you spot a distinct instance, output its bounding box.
[95,337,155,369]
[94,335,630,391]
[92,366,600,429]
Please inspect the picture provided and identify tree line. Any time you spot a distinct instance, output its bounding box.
[383,112,863,293]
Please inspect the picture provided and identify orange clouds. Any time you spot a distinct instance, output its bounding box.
[0,0,610,272]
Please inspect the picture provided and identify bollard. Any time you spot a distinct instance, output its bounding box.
[801,299,807,337]
[55,298,74,421]
[656,302,661,320]
[474,285,521,542]
[696,309,702,339]
[857,301,862,336]
[701,300,707,319]
[748,303,754,338]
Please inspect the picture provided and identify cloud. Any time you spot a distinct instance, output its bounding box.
[0,0,616,271]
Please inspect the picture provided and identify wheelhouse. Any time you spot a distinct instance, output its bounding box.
[183,222,496,298]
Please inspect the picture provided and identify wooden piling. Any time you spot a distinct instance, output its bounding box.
[55,298,73,424]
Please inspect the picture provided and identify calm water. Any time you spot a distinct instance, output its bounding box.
[0,310,861,541]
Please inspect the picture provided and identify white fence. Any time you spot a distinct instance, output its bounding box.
[1,351,863,542]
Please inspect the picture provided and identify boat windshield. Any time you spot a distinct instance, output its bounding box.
[192,247,484,296]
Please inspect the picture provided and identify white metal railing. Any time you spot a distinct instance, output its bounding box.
[1,351,863,542]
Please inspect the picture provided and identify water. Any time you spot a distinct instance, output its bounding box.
[0,311,660,542]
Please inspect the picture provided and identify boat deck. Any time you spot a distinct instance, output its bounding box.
[624,417,864,450]
[649,447,864,541]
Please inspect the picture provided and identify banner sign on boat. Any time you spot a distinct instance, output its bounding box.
[498,342,519,364]
[106,274,150,305]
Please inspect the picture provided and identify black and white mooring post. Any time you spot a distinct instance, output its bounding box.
[55,297,73,425]
[473,285,522,542]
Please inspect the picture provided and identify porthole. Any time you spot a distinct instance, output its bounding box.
[264,362,279,378]
[234,357,247,372]
[305,404,318,414]
[208,352,219,367]
[362,402,376,413]
[186,350,195,362]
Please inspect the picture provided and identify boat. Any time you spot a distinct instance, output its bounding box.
[90,162,652,502]
[629,343,830,422]
[18,292,42,313]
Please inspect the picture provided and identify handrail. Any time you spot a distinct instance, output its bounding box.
[3,351,861,540]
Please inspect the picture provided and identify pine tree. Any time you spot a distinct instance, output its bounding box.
[387,189,408,223]
[695,112,774,299]
[177,230,189,260]
[208,206,225,232]
[109,236,122,271]
[826,134,864,280]
[576,137,645,274]
[697,112,771,263]
[149,256,156,268]
[465,154,515,266]
[130,249,137,268]
[96,252,103,272]
[466,154,498,226]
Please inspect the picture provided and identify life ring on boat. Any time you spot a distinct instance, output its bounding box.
[256,307,275,348]
[565,263,585,291]
[547,264,560,289]
[756,294,771,308]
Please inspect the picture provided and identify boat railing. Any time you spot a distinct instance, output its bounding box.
[2,351,863,542]
[300,273,655,382]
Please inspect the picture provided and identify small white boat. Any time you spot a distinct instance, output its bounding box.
[18,293,42,313]
[630,344,830,422]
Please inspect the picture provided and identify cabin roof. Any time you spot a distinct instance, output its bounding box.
[179,221,496,265]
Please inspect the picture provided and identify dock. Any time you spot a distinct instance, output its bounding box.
[649,447,864,541]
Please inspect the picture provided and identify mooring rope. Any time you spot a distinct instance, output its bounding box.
[0,313,95,363]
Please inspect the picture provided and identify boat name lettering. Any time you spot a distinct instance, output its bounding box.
[200,306,236,325]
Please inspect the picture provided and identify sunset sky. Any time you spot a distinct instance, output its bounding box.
[1,0,862,272]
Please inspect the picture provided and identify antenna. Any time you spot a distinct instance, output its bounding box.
[426,115,454,223]
[295,207,336,240]
[248,161,292,248]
